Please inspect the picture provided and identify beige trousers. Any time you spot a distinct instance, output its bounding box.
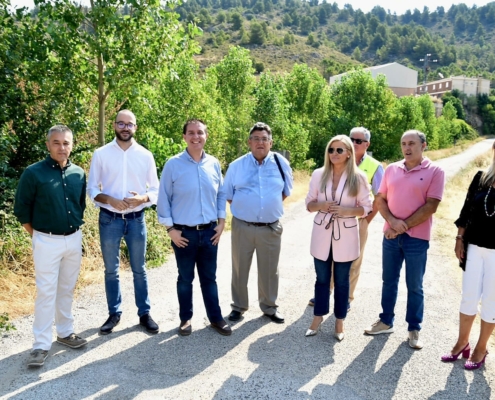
[230,217,283,315]
[331,218,369,302]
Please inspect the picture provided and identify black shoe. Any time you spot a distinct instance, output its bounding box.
[228,310,244,321]
[100,314,121,335]
[179,320,192,336]
[140,314,159,334]
[211,319,232,336]
[308,298,315,307]
[264,311,285,324]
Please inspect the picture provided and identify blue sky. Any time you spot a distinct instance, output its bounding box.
[8,0,493,15]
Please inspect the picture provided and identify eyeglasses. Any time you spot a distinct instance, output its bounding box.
[350,138,368,145]
[116,122,136,130]
[250,136,270,143]
[328,147,346,154]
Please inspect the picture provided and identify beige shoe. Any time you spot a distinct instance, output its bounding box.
[408,330,423,349]
[27,349,48,367]
[364,319,394,335]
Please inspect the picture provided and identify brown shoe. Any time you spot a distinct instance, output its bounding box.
[179,320,191,336]
[211,319,232,336]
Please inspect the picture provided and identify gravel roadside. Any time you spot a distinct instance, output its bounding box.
[1,139,494,399]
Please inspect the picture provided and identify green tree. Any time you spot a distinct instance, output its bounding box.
[249,21,267,45]
[208,47,255,160]
[36,0,198,145]
[331,70,397,160]
[231,12,243,30]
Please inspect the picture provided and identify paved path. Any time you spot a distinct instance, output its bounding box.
[1,139,494,399]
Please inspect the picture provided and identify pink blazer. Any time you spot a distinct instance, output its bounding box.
[306,168,372,262]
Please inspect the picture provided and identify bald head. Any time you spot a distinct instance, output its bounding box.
[115,109,137,124]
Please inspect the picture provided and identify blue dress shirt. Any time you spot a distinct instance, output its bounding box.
[157,150,227,227]
[223,152,293,223]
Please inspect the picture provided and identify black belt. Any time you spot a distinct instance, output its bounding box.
[174,222,216,231]
[37,227,80,236]
[242,220,278,227]
[100,207,144,219]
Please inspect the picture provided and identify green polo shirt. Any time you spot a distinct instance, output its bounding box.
[14,156,86,234]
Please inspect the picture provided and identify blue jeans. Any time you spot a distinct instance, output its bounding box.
[99,210,150,317]
[171,226,223,323]
[313,249,352,320]
[380,234,429,331]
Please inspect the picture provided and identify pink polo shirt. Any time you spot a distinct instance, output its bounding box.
[378,157,445,241]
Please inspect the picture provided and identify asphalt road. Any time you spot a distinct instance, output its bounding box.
[1,139,494,399]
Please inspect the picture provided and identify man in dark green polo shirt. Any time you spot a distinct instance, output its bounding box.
[14,125,88,367]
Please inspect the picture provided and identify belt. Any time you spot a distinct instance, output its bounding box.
[100,207,144,219]
[174,222,216,231]
[37,227,80,236]
[242,220,278,227]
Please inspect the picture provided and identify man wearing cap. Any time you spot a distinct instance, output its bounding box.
[87,110,160,335]
[157,119,231,336]
[224,122,293,324]
[14,125,87,367]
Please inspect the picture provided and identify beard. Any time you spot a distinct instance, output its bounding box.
[115,129,134,142]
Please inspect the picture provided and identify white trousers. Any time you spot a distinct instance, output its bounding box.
[32,229,82,350]
[460,244,495,323]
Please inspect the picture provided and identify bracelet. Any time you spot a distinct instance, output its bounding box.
[455,235,463,240]
[166,227,175,233]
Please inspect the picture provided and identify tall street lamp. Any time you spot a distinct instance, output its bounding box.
[419,53,438,93]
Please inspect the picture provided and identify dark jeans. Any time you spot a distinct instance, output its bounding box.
[379,234,429,331]
[172,226,223,323]
[313,249,352,320]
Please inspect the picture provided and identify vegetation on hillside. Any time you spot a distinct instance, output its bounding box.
[175,1,495,81]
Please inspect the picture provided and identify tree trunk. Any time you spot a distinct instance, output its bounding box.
[98,53,105,146]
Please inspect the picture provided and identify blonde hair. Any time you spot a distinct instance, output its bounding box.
[320,135,361,197]
[481,143,495,187]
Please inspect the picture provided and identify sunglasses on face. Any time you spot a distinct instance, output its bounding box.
[328,147,345,154]
[116,122,136,130]
[350,138,368,145]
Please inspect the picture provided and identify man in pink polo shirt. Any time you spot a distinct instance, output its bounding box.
[364,130,445,350]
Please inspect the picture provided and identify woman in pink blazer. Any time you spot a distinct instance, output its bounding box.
[305,135,372,340]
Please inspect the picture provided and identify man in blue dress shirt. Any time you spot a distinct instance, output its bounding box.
[224,122,293,323]
[157,119,231,336]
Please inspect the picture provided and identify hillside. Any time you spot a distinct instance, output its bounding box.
[176,1,495,82]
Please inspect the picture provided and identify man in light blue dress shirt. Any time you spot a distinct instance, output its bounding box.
[157,119,231,336]
[224,122,293,324]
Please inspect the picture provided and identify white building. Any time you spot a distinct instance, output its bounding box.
[416,76,490,97]
[329,62,418,97]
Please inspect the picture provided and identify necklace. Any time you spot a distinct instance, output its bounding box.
[484,186,495,217]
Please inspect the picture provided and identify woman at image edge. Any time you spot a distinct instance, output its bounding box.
[442,141,495,370]
[305,135,372,340]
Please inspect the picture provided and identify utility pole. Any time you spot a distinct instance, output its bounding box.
[419,54,437,93]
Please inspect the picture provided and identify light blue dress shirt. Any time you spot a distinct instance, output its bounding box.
[223,152,293,223]
[157,150,226,227]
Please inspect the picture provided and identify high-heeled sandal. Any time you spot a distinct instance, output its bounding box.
[441,343,470,362]
[305,318,323,337]
[464,351,488,370]
[334,319,344,341]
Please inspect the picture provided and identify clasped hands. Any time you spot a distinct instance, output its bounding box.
[320,201,347,217]
[109,191,148,212]
[384,218,408,239]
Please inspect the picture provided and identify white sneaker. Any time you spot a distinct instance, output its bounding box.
[408,330,423,349]
[364,319,394,335]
